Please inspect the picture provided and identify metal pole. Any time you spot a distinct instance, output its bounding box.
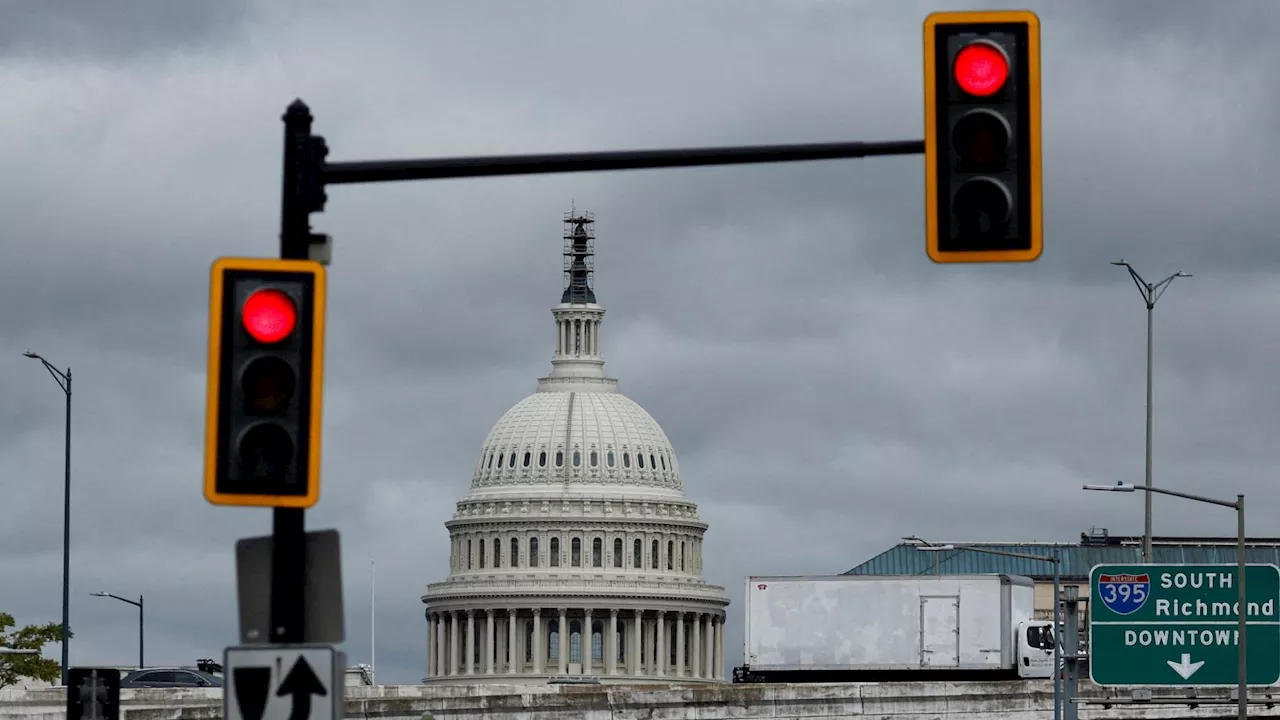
[1143,302,1154,563]
[270,99,312,645]
[60,369,72,686]
[138,595,144,670]
[1053,554,1061,720]
[371,560,376,685]
[1238,494,1247,720]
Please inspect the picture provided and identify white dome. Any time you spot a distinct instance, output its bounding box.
[423,211,727,686]
[469,390,684,498]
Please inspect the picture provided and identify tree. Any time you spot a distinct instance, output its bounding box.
[0,612,68,689]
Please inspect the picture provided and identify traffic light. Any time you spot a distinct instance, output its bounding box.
[204,257,327,508]
[924,10,1042,263]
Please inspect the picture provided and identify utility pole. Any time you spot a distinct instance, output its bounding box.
[1110,260,1191,562]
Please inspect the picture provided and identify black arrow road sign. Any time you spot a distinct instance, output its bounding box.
[224,644,336,720]
[277,656,327,720]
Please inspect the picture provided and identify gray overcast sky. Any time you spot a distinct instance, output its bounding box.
[3,0,1280,685]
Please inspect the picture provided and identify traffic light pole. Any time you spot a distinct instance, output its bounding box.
[269,96,925,640]
[269,101,315,645]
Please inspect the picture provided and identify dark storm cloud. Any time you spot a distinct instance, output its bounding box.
[0,0,256,62]
[3,0,1280,686]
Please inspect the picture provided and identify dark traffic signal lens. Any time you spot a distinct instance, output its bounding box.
[241,356,297,414]
[952,109,1011,172]
[953,178,1013,236]
[242,288,297,344]
[237,423,295,481]
[953,41,1009,97]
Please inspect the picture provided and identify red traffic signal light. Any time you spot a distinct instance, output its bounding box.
[205,257,327,509]
[924,10,1042,264]
[241,288,298,344]
[953,41,1009,97]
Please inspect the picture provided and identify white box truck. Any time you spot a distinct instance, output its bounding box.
[735,574,1056,683]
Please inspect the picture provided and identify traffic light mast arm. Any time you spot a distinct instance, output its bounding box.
[321,139,926,185]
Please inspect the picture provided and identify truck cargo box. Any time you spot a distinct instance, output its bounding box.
[742,574,1052,678]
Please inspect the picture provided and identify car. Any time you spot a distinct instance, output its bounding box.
[120,668,222,688]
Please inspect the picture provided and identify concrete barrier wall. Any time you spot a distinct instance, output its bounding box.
[5,680,1280,719]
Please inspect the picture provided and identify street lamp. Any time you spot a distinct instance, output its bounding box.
[1084,481,1246,720]
[904,535,1061,720]
[1110,260,1192,563]
[23,350,72,686]
[90,592,144,669]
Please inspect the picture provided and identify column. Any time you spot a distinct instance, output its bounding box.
[532,610,544,674]
[426,612,435,678]
[593,321,599,355]
[436,613,447,677]
[717,616,726,680]
[675,612,686,677]
[705,615,715,680]
[656,611,666,676]
[558,608,569,674]
[465,610,476,674]
[607,610,618,675]
[508,609,519,675]
[583,609,594,674]
[486,610,496,674]
[691,613,701,678]
[647,618,657,675]
[631,611,643,675]
[450,611,461,675]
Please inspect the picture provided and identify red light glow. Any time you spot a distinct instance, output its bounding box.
[242,289,297,343]
[954,42,1009,97]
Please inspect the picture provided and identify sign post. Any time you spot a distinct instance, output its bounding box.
[1089,563,1280,687]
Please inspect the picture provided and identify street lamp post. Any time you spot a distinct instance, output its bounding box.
[1084,481,1246,720]
[904,536,1061,720]
[23,350,72,686]
[90,592,144,669]
[1110,260,1191,563]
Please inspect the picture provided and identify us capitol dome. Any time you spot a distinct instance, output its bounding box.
[422,209,729,684]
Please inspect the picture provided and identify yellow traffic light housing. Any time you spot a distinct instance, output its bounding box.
[204,257,327,508]
[924,10,1042,263]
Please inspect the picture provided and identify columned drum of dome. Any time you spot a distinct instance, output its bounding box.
[422,209,729,684]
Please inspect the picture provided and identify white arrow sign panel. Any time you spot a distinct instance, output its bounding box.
[224,645,339,720]
[1167,653,1205,680]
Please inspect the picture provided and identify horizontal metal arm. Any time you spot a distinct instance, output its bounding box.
[937,544,1060,565]
[323,139,925,184]
[1142,485,1239,509]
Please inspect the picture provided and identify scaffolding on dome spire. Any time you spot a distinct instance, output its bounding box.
[561,206,596,304]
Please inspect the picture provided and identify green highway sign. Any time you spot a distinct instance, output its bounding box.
[1090,563,1280,687]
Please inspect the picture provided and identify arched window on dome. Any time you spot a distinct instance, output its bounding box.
[467,539,473,570]
[510,537,519,567]
[680,541,686,571]
[572,450,581,467]
[529,537,539,567]
[592,621,604,661]
[508,452,516,468]
[479,539,486,569]
[651,539,659,569]
[660,454,667,470]
[487,453,494,469]
[632,539,642,568]
[538,451,547,467]
[571,538,582,567]
[637,453,645,469]
[607,451,615,468]
[522,452,531,468]
[589,450,598,467]
[555,451,564,467]
[548,621,559,661]
[549,538,560,567]
[613,538,623,568]
[623,453,631,469]
[494,539,502,568]
[569,620,582,662]
[650,453,657,470]
[667,540,674,571]
[592,538,602,568]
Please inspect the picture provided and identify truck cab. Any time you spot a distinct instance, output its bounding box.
[1018,620,1055,678]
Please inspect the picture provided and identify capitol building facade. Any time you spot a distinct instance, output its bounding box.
[422,211,729,684]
